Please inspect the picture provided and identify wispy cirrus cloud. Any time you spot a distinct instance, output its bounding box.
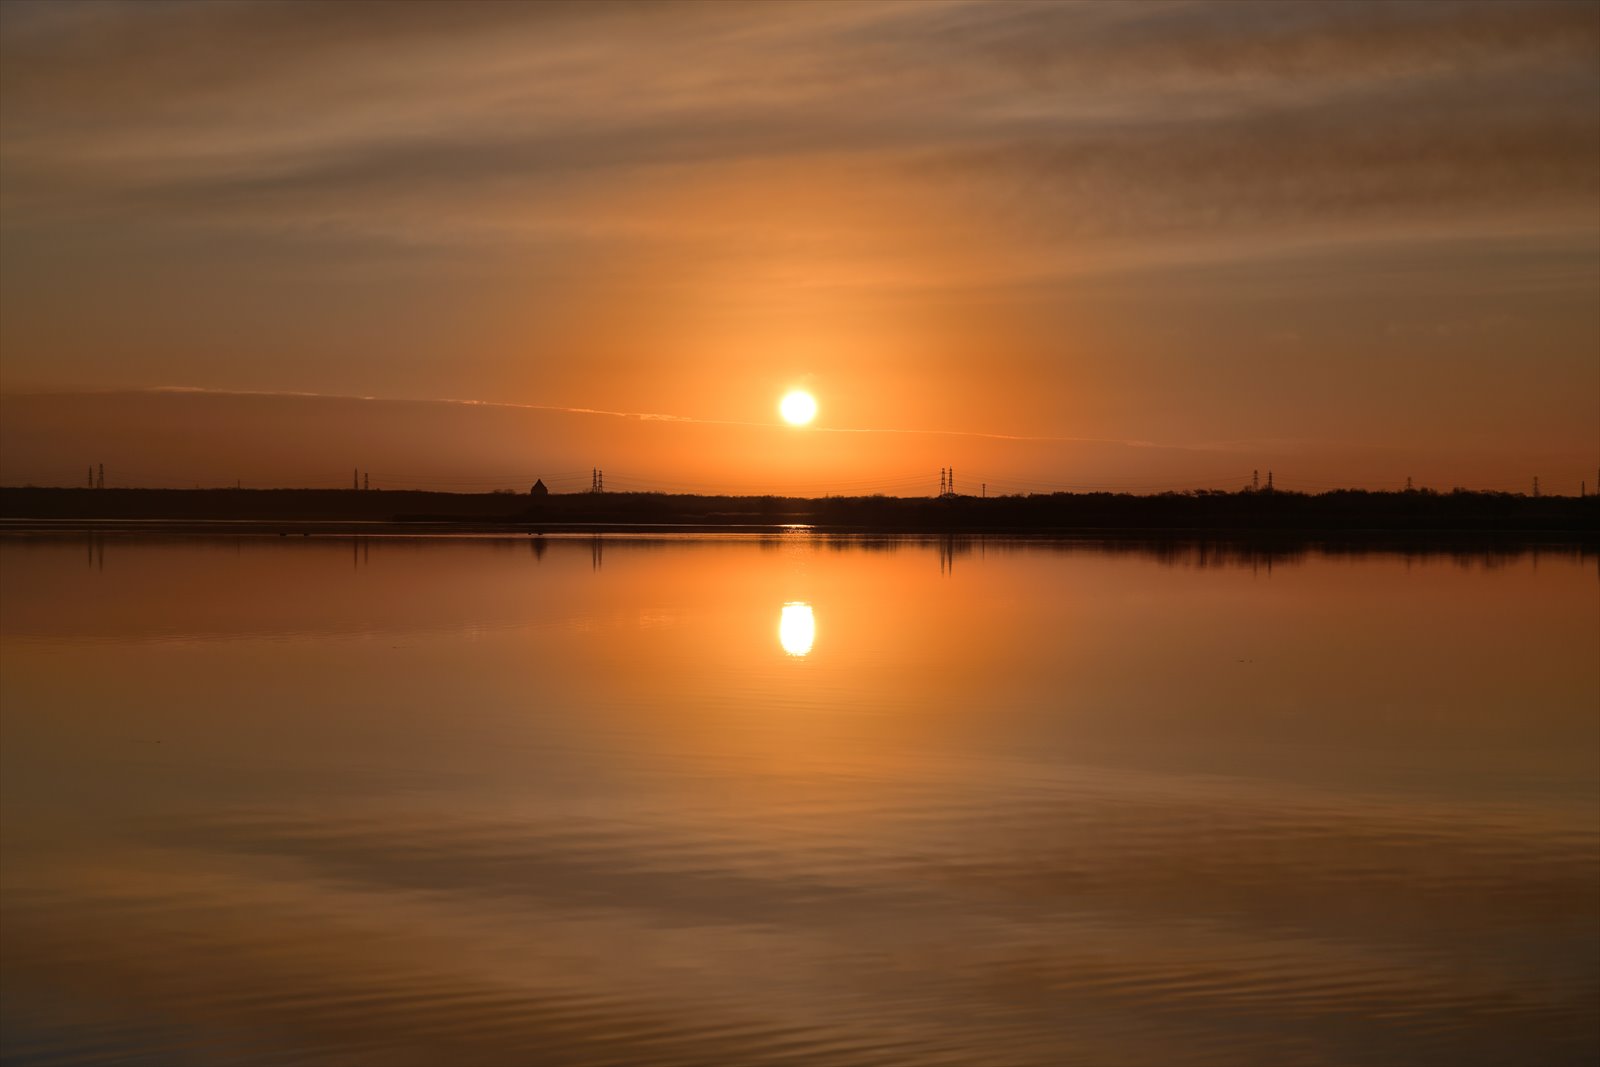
[123,386,1160,448]
[3,0,1594,254]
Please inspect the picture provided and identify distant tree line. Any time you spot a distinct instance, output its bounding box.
[4,485,1591,538]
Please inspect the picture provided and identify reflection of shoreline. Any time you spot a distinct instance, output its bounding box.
[4,525,1592,575]
[2,519,1593,561]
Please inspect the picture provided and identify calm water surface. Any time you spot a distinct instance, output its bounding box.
[2,534,1596,1066]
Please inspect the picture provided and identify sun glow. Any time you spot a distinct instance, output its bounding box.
[779,390,817,426]
[779,602,815,656]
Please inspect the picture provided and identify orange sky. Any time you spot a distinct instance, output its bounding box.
[1,1,1596,493]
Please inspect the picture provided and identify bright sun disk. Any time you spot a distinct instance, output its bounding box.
[779,390,817,426]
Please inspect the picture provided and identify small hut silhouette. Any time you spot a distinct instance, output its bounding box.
[530,479,549,498]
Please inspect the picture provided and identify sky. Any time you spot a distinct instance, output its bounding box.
[1,0,1596,494]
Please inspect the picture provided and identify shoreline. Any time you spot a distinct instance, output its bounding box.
[3,485,1594,544]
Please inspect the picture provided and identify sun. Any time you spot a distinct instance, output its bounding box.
[779,390,817,426]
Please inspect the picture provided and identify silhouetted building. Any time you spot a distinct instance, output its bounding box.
[530,479,549,498]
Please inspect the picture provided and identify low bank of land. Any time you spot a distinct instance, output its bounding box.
[2,486,1594,542]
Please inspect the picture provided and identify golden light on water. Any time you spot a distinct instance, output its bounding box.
[779,602,815,656]
[779,390,817,426]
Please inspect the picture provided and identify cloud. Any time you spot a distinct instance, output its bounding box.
[67,385,1158,448]
[4,0,1594,260]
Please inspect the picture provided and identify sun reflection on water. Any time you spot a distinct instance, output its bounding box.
[778,602,815,656]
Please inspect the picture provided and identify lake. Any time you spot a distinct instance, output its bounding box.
[2,533,1596,1066]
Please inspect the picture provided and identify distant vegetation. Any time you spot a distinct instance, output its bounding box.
[2,485,1594,538]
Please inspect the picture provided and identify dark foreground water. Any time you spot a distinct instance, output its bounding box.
[2,534,1596,1066]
